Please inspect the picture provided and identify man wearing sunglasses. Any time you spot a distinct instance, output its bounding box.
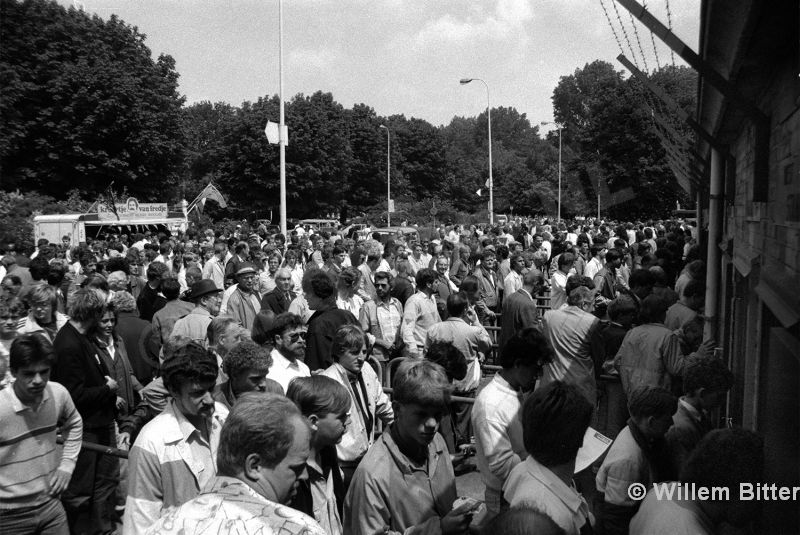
[266,312,310,393]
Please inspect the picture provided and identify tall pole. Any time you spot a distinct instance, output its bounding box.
[380,125,391,226]
[460,78,493,225]
[557,126,562,222]
[278,0,287,236]
[595,164,600,221]
[542,122,564,222]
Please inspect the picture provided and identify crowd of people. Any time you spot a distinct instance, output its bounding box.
[0,216,765,535]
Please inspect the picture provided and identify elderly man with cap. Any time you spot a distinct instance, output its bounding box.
[171,280,223,345]
[221,263,262,331]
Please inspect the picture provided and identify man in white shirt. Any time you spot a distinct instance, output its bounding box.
[503,253,526,297]
[202,242,228,290]
[400,268,441,358]
[550,252,576,311]
[473,328,554,518]
[503,381,595,534]
[584,244,606,282]
[266,312,310,392]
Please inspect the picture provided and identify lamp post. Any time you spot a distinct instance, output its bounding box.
[460,78,493,225]
[379,125,391,226]
[541,122,563,222]
[278,0,287,236]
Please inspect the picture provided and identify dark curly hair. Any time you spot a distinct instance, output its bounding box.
[682,356,734,394]
[222,339,271,378]
[161,342,219,393]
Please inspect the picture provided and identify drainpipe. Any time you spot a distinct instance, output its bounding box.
[704,147,723,341]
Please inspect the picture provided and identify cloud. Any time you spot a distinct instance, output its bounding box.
[286,47,340,76]
[411,0,533,51]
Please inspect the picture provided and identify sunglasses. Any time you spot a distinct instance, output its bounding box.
[286,331,307,343]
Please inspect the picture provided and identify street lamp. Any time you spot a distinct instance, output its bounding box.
[278,0,287,236]
[460,78,493,225]
[541,122,563,222]
[379,125,391,226]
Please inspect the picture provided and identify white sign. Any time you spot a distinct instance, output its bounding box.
[388,199,395,213]
[97,197,169,221]
[264,122,289,145]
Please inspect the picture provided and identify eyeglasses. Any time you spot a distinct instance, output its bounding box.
[286,331,307,343]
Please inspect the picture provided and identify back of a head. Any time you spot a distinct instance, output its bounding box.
[161,342,219,393]
[639,294,670,323]
[302,269,335,300]
[682,356,734,395]
[499,327,553,369]
[629,268,656,290]
[607,294,638,322]
[627,385,677,420]
[425,341,467,382]
[558,252,575,269]
[459,275,479,295]
[29,256,50,281]
[111,291,136,314]
[564,275,594,298]
[286,375,350,418]
[160,277,181,301]
[251,310,277,345]
[67,288,106,324]
[146,261,168,282]
[522,269,544,292]
[681,428,763,491]
[523,381,593,467]
[216,393,304,477]
[683,279,706,300]
[446,292,469,318]
[392,359,451,409]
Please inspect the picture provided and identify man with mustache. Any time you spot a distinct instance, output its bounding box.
[144,393,324,535]
[123,343,228,535]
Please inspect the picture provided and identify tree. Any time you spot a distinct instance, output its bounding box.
[0,0,186,200]
[551,60,696,218]
[181,101,236,199]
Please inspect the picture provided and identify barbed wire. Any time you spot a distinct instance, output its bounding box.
[627,12,650,73]
[599,0,628,58]
[642,0,662,70]
[664,0,677,66]
[610,0,644,72]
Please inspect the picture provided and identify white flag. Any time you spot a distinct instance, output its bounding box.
[476,189,482,196]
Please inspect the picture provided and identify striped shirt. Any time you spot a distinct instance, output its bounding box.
[123,399,228,535]
[0,381,83,508]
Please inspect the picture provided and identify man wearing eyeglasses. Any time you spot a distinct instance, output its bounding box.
[266,312,310,393]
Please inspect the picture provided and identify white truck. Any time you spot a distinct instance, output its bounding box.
[33,198,188,245]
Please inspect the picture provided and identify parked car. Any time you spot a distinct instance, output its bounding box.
[371,226,419,244]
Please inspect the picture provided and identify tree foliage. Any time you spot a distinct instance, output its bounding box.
[552,60,697,218]
[1,2,698,224]
[0,0,185,199]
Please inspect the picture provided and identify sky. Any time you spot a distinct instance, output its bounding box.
[64,0,699,130]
